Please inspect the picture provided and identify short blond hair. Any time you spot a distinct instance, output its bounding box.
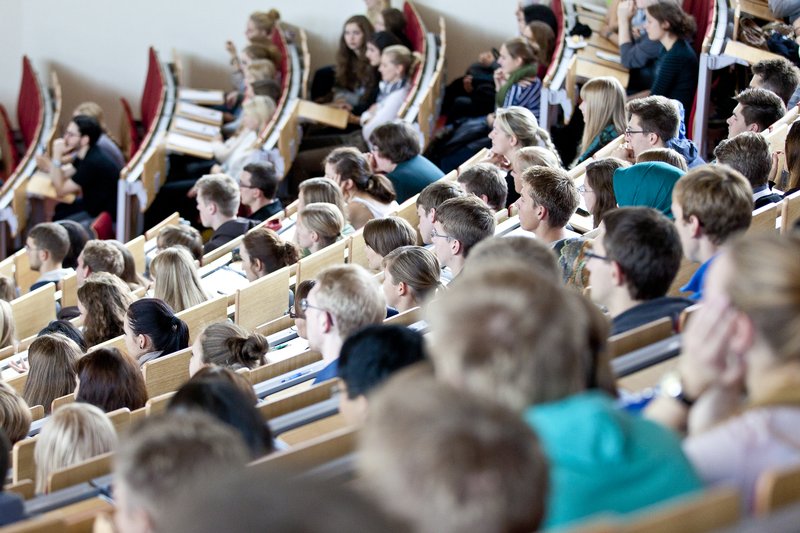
[434,196,495,257]
[315,264,385,340]
[382,246,442,302]
[0,300,15,350]
[427,264,590,411]
[360,372,548,533]
[298,203,345,248]
[196,174,240,218]
[0,381,31,444]
[35,403,117,493]
[466,236,560,283]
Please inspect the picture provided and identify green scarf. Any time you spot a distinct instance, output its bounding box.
[495,64,539,108]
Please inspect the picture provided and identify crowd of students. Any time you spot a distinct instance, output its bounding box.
[4,0,800,530]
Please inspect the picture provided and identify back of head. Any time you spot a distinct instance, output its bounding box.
[38,319,88,352]
[360,373,548,533]
[495,106,546,148]
[298,203,345,246]
[514,146,561,171]
[0,300,14,350]
[157,225,204,262]
[150,247,207,313]
[0,381,31,444]
[81,240,124,277]
[751,57,800,105]
[673,164,753,246]
[298,177,347,215]
[787,121,800,190]
[35,403,117,493]
[363,216,418,256]
[29,223,70,264]
[382,45,419,78]
[339,325,426,399]
[325,147,397,203]
[733,87,786,131]
[382,246,442,300]
[457,163,508,211]
[520,166,580,228]
[416,180,465,213]
[242,227,300,274]
[714,132,772,189]
[636,148,688,171]
[78,272,133,347]
[626,95,680,142]
[57,220,91,270]
[602,207,684,300]
[127,296,191,357]
[427,263,589,410]
[381,7,407,36]
[196,174,240,218]
[73,101,105,127]
[76,347,148,412]
[249,9,281,34]
[370,30,403,51]
[585,157,627,226]
[108,240,141,287]
[0,275,16,302]
[168,376,272,458]
[369,120,421,164]
[241,94,275,127]
[503,36,539,67]
[24,334,82,414]
[466,236,560,283]
[315,264,386,340]
[114,412,250,531]
[434,196,496,257]
[197,321,268,371]
[243,161,279,200]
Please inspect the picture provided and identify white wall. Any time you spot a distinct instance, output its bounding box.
[0,0,516,135]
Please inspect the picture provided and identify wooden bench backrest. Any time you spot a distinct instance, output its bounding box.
[251,426,356,474]
[107,407,132,435]
[621,486,740,533]
[175,295,228,344]
[140,134,167,213]
[11,283,56,339]
[781,190,800,234]
[383,306,422,327]
[667,257,699,298]
[145,391,176,417]
[393,195,421,233]
[259,380,337,421]
[13,249,37,295]
[141,347,193,398]
[50,393,75,412]
[0,515,66,532]
[144,212,180,241]
[13,435,38,484]
[47,451,113,493]
[61,271,78,308]
[235,266,291,331]
[6,479,35,500]
[242,350,323,386]
[255,314,294,337]
[29,405,44,422]
[754,463,800,515]
[347,230,370,269]
[8,372,27,395]
[278,413,348,446]
[124,235,147,276]
[607,317,674,359]
[92,334,127,354]
[0,343,16,362]
[747,202,779,237]
[296,239,348,286]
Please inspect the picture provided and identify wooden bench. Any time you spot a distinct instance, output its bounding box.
[141,347,193,398]
[295,239,348,286]
[781,189,800,234]
[607,317,675,359]
[175,295,228,343]
[234,266,291,331]
[47,452,113,493]
[755,463,800,515]
[251,426,357,474]
[13,435,38,484]
[10,283,56,339]
[747,201,780,236]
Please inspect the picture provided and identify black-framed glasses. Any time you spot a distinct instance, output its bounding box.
[584,251,611,262]
[300,298,327,314]
[624,128,649,136]
[288,307,300,319]
[430,229,452,241]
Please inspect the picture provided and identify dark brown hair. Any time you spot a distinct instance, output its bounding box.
[77,348,148,412]
[325,147,396,203]
[585,158,625,227]
[242,228,300,277]
[646,2,696,39]
[335,15,375,93]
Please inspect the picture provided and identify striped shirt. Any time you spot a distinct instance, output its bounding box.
[502,79,542,120]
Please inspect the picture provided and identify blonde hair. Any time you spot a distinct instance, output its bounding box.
[298,203,345,248]
[35,403,117,493]
[22,334,82,414]
[78,272,134,347]
[382,246,442,303]
[239,94,276,136]
[0,275,16,302]
[382,45,421,79]
[315,264,386,340]
[196,173,240,218]
[495,106,559,160]
[299,177,348,216]
[73,102,105,128]
[0,299,15,349]
[249,9,281,35]
[245,60,277,83]
[579,77,626,155]
[363,217,418,256]
[513,146,561,171]
[0,381,31,444]
[197,322,268,371]
[151,247,209,313]
[636,148,688,171]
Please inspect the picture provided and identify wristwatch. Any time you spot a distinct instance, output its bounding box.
[51,158,62,168]
[660,371,695,407]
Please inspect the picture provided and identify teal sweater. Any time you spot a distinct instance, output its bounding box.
[525,391,702,529]
[387,155,444,203]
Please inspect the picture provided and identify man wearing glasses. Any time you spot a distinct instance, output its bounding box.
[429,196,495,278]
[302,264,386,384]
[239,161,283,222]
[585,207,691,335]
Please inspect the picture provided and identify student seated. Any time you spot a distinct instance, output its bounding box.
[368,121,445,202]
[38,320,87,352]
[510,145,561,200]
[26,223,73,292]
[581,158,626,228]
[78,272,134,347]
[304,264,386,384]
[0,382,31,445]
[587,207,692,335]
[613,0,666,92]
[363,216,418,271]
[124,298,190,366]
[168,373,273,458]
[359,371,549,533]
[0,429,25,526]
[0,277,15,302]
[456,162,508,211]
[714,132,784,209]
[0,301,15,351]
[750,57,800,107]
[112,412,251,533]
[613,161,684,217]
[516,166,580,247]
[22,335,81,414]
[196,174,257,254]
[57,220,91,271]
[291,279,316,340]
[189,322,269,375]
[671,165,753,300]
[336,325,426,425]
[35,403,117,494]
[430,196,496,278]
[240,227,300,281]
[415,181,465,245]
[295,203,346,255]
[465,235,561,283]
[77,239,125,286]
[575,77,627,165]
[613,95,704,169]
[297,177,350,227]
[427,263,702,528]
[239,161,283,222]
[324,147,399,229]
[636,147,688,170]
[648,235,800,511]
[381,246,442,312]
[725,88,786,139]
[150,247,210,313]
[156,225,204,264]
[76,347,149,412]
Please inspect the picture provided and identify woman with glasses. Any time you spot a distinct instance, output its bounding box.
[574,77,627,166]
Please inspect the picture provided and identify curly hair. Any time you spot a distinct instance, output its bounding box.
[78,272,134,347]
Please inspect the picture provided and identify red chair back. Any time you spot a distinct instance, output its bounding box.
[0,105,19,180]
[140,47,163,133]
[403,2,426,53]
[91,211,115,240]
[120,97,140,161]
[17,56,42,149]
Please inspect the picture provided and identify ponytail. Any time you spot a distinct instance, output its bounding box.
[199,322,268,371]
[364,174,397,203]
[127,298,190,357]
[226,333,269,369]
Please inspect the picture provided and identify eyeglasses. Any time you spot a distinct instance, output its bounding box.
[577,185,594,194]
[239,182,256,189]
[300,298,327,314]
[288,307,301,319]
[63,130,80,138]
[624,128,650,136]
[430,229,453,241]
[584,250,611,262]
